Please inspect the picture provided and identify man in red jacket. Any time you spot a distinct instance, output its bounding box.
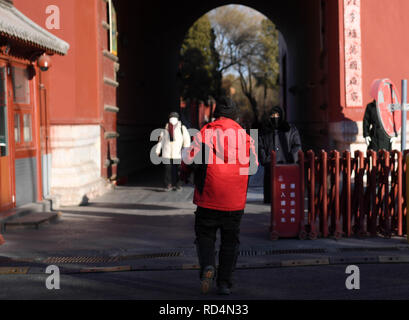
[181,97,258,295]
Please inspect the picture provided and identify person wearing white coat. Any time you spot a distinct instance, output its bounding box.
[156,112,191,191]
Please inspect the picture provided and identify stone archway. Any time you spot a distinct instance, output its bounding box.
[114,0,342,179]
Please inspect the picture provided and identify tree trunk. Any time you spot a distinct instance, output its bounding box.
[246,93,259,128]
[238,67,260,128]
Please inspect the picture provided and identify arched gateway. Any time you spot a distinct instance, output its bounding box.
[2,0,409,208]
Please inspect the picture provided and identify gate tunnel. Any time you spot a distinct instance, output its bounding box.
[113,0,343,180]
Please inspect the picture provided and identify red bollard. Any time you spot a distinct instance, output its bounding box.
[0,234,4,245]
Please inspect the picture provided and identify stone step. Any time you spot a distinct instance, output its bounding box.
[3,211,61,232]
[0,201,53,233]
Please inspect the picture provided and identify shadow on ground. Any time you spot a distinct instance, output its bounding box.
[82,202,177,211]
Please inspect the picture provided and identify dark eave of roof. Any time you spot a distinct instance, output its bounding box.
[0,0,69,55]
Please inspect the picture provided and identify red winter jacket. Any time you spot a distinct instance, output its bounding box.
[181,117,258,211]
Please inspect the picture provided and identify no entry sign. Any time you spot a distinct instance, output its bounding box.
[371,78,401,138]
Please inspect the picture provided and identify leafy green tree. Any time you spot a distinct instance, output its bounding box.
[255,19,280,112]
[209,6,280,127]
[178,15,221,103]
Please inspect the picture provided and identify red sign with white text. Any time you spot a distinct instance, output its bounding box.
[272,165,302,238]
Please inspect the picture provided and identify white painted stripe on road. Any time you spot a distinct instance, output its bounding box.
[378,256,409,263]
[281,258,330,267]
[79,265,131,273]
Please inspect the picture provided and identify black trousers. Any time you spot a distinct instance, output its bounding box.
[164,159,181,187]
[194,206,243,288]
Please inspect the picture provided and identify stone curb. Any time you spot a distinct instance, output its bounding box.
[1,255,409,275]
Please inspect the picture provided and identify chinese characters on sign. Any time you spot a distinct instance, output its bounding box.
[276,169,299,229]
[278,177,297,224]
[344,0,363,107]
[273,164,302,238]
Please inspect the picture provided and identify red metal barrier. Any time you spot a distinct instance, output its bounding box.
[0,234,4,245]
[367,150,378,236]
[320,151,328,238]
[390,151,403,236]
[341,151,352,237]
[270,149,407,240]
[329,151,342,239]
[298,150,307,240]
[306,150,317,239]
[403,151,409,235]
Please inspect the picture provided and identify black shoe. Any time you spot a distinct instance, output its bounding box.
[217,283,231,295]
[200,266,215,294]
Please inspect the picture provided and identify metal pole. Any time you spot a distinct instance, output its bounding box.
[406,154,409,243]
[402,79,407,151]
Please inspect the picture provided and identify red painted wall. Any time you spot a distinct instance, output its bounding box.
[13,0,101,125]
[339,0,409,122]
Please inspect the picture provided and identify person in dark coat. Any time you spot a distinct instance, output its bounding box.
[258,106,302,203]
[363,100,395,151]
[180,97,258,295]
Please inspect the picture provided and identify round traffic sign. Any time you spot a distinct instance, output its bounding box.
[370,78,401,138]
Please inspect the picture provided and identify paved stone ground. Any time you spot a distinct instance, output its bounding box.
[1,182,408,261]
[1,166,409,260]
[1,167,409,300]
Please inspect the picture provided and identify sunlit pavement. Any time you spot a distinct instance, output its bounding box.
[1,168,409,299]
